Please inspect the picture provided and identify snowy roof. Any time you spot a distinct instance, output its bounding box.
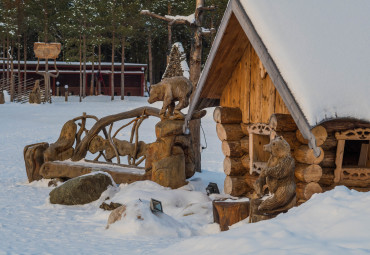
[240,0,370,126]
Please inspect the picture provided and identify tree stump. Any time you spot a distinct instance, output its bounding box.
[213,200,250,231]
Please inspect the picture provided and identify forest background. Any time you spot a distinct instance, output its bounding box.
[0,0,228,84]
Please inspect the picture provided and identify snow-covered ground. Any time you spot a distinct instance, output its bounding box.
[0,96,369,254]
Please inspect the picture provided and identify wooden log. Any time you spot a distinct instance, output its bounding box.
[222,140,244,157]
[216,123,245,141]
[213,107,242,124]
[240,136,249,153]
[319,170,335,186]
[241,154,250,170]
[294,145,324,164]
[224,175,251,197]
[277,131,302,151]
[244,173,259,190]
[296,182,322,200]
[295,164,322,183]
[213,200,249,231]
[296,125,327,147]
[320,150,336,168]
[269,114,298,132]
[224,157,247,176]
[322,119,370,133]
[240,123,249,135]
[321,133,337,151]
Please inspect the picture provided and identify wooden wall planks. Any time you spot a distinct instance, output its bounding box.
[220,38,290,124]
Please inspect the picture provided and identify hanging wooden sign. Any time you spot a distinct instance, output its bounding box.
[34,42,61,59]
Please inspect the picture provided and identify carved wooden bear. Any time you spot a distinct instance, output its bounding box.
[148,76,192,119]
[254,136,296,212]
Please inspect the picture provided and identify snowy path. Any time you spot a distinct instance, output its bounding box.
[0,96,369,254]
[0,97,223,254]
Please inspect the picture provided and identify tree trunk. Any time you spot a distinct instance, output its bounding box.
[10,40,14,102]
[167,3,172,65]
[188,0,206,173]
[90,46,95,96]
[98,43,101,95]
[148,33,153,87]
[83,33,87,98]
[120,37,125,100]
[2,39,5,84]
[23,35,27,90]
[111,30,115,101]
[79,35,82,102]
[17,36,21,97]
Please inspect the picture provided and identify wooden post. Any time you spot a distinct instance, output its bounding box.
[65,91,68,102]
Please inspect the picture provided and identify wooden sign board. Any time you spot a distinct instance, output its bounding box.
[34,42,61,59]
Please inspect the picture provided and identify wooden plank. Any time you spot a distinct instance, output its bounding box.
[249,47,262,123]
[275,89,289,114]
[201,14,249,99]
[358,143,369,167]
[335,128,370,140]
[241,44,251,124]
[261,74,276,123]
[334,140,345,183]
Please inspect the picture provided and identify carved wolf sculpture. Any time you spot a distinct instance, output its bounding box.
[89,135,147,160]
[148,76,192,119]
[254,136,296,212]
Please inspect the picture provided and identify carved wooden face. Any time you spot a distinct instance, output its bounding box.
[264,136,291,158]
[147,85,162,104]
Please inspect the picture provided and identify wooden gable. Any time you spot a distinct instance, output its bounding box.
[218,28,289,124]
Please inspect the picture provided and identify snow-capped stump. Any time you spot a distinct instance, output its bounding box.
[49,172,113,205]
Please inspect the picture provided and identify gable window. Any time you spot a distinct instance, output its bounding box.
[247,123,276,175]
[334,128,370,184]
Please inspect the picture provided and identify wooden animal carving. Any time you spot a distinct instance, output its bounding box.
[29,80,41,104]
[148,76,192,119]
[253,136,296,212]
[44,120,77,162]
[89,135,146,160]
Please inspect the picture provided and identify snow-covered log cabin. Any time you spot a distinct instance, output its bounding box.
[185,0,370,203]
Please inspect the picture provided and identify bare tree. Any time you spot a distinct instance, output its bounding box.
[141,0,216,172]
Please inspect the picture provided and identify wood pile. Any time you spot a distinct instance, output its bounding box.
[162,43,188,79]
